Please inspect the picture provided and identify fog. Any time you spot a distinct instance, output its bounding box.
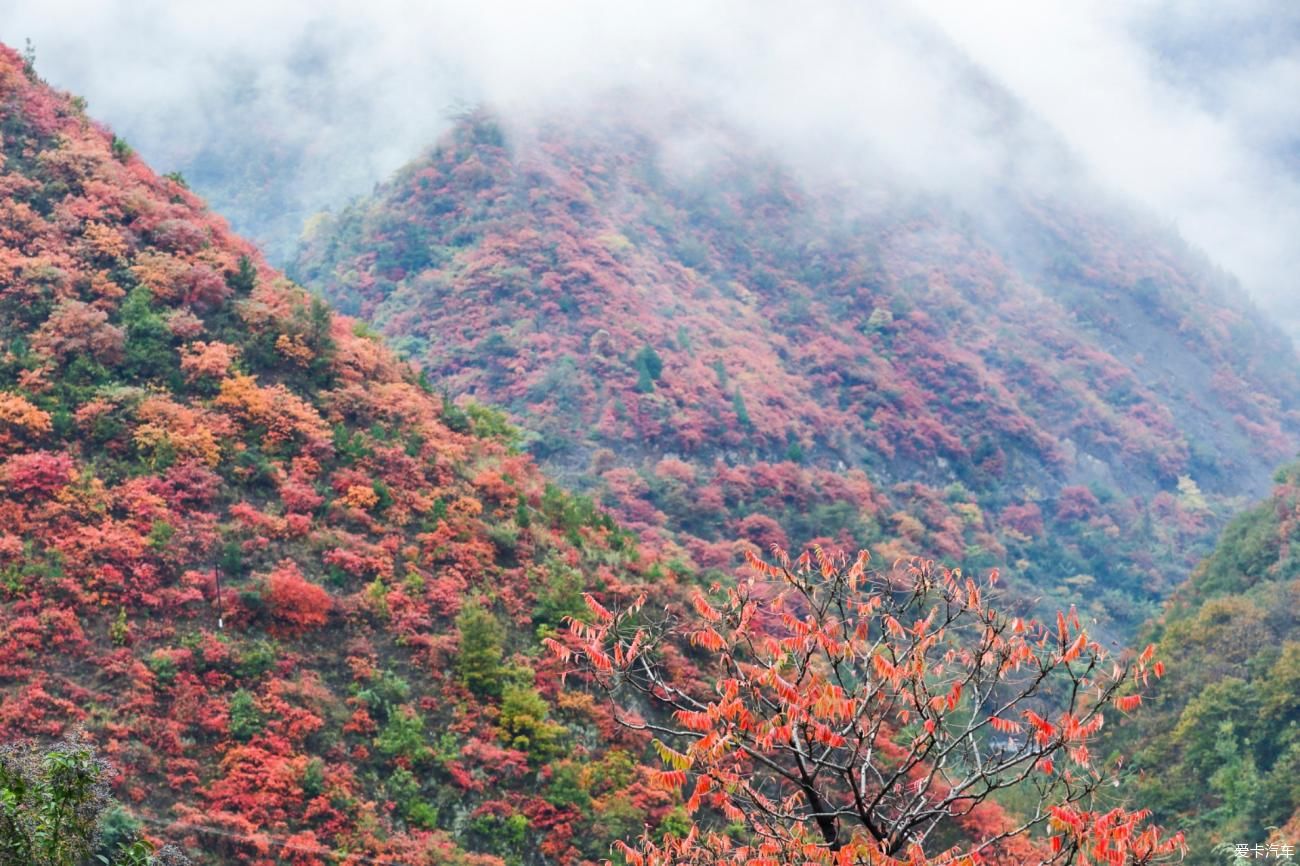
[2,0,1297,330]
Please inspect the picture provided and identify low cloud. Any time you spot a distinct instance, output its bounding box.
[2,0,1296,329]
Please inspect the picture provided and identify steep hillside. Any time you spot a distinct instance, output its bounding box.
[0,46,678,866]
[293,110,1300,635]
[1109,462,1300,863]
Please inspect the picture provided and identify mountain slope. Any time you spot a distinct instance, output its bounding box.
[293,109,1300,634]
[0,46,676,866]
[1110,462,1300,863]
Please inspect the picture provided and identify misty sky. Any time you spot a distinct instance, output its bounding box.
[2,1,1297,331]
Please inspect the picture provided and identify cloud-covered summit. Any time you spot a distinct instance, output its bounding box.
[4,0,1296,330]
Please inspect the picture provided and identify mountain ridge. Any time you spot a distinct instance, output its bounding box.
[294,107,1300,635]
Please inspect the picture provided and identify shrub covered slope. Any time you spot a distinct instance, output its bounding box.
[0,45,683,865]
[1110,462,1300,863]
[294,109,1300,635]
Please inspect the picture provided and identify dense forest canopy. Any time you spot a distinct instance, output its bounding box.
[0,44,677,864]
[1106,462,1300,864]
[0,49,1190,863]
[294,109,1300,638]
[1,4,1299,862]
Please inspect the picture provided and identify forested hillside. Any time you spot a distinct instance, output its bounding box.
[0,45,1192,866]
[293,110,1300,635]
[0,45,680,865]
[1110,462,1300,863]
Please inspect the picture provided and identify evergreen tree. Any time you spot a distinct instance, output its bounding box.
[634,343,663,393]
[732,386,752,428]
[456,601,506,697]
[227,255,258,296]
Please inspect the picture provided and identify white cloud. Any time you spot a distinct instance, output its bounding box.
[914,0,1300,326]
[1,0,1295,329]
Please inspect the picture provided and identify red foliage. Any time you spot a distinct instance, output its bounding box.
[293,107,1300,645]
[31,298,125,364]
[1056,486,1101,522]
[1001,502,1045,537]
[0,42,1234,866]
[262,561,332,635]
[735,512,787,552]
[1,450,75,499]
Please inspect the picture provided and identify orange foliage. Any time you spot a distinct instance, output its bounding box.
[262,561,333,636]
[560,549,1183,865]
[0,391,51,451]
[180,340,240,381]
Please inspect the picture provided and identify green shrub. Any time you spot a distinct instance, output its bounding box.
[227,689,263,741]
[544,761,590,810]
[234,639,277,679]
[407,801,439,830]
[498,685,565,762]
[375,707,431,764]
[146,651,177,686]
[355,669,411,723]
[301,758,326,798]
[0,737,187,865]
